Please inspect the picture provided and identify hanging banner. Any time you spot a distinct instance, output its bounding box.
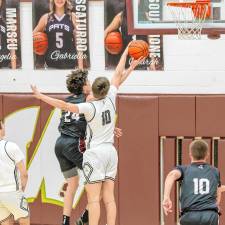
[0,0,21,69]
[104,0,164,70]
[32,0,90,70]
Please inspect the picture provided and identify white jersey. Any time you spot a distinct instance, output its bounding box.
[0,140,24,192]
[78,85,117,148]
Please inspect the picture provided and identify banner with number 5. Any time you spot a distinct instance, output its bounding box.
[32,0,90,70]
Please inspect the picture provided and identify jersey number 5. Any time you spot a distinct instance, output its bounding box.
[193,178,210,195]
[56,32,63,49]
[102,110,111,126]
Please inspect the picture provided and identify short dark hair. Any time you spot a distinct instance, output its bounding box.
[66,70,88,95]
[190,140,208,160]
[92,77,110,99]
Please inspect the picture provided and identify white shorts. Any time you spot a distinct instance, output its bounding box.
[0,191,29,222]
[82,144,118,184]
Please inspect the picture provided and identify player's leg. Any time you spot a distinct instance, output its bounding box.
[18,217,30,225]
[1,191,29,225]
[103,145,118,225]
[0,201,14,225]
[85,182,102,225]
[102,180,116,225]
[55,136,79,225]
[1,215,14,225]
[82,148,106,225]
[63,175,79,216]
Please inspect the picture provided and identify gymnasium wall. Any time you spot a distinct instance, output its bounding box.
[0,1,225,94]
[1,94,225,225]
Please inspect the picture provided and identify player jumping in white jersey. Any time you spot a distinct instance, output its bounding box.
[30,45,143,225]
[0,119,30,225]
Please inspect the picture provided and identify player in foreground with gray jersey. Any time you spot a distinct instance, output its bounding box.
[163,139,225,225]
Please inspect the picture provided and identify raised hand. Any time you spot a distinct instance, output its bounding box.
[30,85,41,99]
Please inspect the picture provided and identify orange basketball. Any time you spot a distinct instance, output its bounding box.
[105,32,123,55]
[33,32,48,55]
[128,40,149,60]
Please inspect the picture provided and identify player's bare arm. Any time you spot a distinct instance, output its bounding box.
[33,14,48,33]
[104,12,122,39]
[31,85,79,113]
[163,169,181,216]
[16,160,28,191]
[111,46,143,88]
[119,57,145,85]
[217,185,225,206]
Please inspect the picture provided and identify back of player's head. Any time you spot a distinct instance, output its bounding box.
[92,77,110,99]
[66,69,88,95]
[189,140,209,160]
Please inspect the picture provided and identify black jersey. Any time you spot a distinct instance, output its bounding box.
[176,163,221,213]
[45,14,77,69]
[0,17,10,68]
[58,94,87,138]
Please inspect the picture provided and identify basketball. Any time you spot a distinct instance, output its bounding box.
[33,32,48,55]
[128,40,149,60]
[105,32,123,55]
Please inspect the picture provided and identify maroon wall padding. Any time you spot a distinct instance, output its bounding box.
[196,96,225,137]
[163,138,177,225]
[181,139,193,165]
[118,95,159,225]
[159,96,196,137]
[218,140,225,225]
[1,93,225,225]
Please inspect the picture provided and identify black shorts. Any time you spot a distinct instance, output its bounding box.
[180,210,219,225]
[55,134,85,178]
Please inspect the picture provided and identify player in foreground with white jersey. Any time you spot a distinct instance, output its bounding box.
[30,46,143,225]
[0,119,30,225]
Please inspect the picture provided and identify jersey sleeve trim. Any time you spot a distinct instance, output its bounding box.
[107,97,116,112]
[4,141,15,163]
[87,102,96,122]
[174,166,184,181]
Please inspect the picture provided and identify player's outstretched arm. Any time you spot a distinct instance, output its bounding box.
[163,169,181,216]
[111,45,144,88]
[30,85,79,113]
[119,57,144,85]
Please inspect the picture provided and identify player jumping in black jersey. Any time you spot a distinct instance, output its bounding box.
[163,139,225,225]
[54,69,122,225]
[0,0,16,69]
[33,0,83,69]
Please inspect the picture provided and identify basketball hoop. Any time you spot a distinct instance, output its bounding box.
[167,0,211,39]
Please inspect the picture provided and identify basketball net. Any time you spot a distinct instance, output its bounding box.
[167,0,210,39]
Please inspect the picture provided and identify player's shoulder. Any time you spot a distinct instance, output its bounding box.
[209,165,220,174]
[40,13,49,22]
[4,141,20,153]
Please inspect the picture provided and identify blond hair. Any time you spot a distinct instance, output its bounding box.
[92,77,110,99]
[49,0,73,15]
